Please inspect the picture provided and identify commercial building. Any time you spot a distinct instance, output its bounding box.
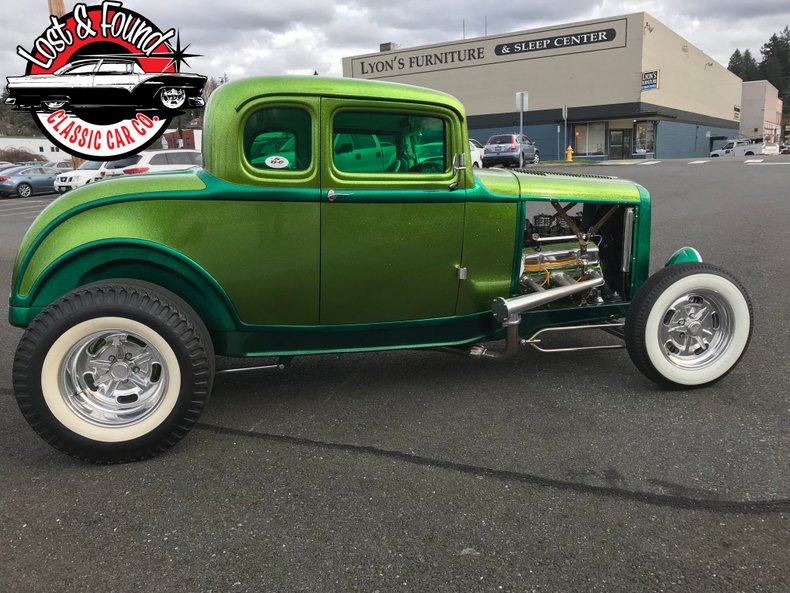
[739,80,783,140]
[0,136,65,158]
[343,13,743,160]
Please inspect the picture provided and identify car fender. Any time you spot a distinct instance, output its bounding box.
[10,239,239,333]
[664,246,703,266]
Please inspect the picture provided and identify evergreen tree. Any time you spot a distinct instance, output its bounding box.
[742,49,761,81]
[728,48,744,78]
[761,56,786,93]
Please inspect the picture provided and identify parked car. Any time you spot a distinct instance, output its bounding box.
[103,149,202,178]
[483,133,539,167]
[47,160,73,170]
[9,76,752,463]
[5,58,206,113]
[469,139,483,168]
[54,160,108,193]
[0,165,58,197]
[780,144,790,155]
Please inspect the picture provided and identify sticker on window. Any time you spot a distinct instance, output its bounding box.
[265,156,290,169]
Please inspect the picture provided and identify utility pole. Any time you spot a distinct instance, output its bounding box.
[48,0,65,17]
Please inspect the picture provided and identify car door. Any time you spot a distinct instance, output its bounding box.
[320,98,466,324]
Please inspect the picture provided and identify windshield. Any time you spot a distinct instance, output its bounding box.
[78,160,103,170]
[107,155,141,169]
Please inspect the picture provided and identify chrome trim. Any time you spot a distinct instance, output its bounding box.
[491,273,604,324]
[621,207,635,273]
[523,322,626,353]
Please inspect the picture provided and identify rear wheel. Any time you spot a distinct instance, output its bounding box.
[625,263,752,388]
[13,281,214,463]
[17,183,32,198]
[159,88,186,111]
[532,151,540,164]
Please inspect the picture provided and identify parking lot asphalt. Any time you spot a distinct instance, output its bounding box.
[1,157,788,592]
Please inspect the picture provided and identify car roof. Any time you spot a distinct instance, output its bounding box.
[208,75,466,118]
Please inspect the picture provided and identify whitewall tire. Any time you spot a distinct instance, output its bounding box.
[625,263,753,388]
[13,281,214,462]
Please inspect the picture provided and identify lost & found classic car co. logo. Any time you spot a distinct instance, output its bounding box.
[6,1,206,159]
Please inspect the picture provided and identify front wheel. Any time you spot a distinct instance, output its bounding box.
[625,263,752,388]
[13,281,215,462]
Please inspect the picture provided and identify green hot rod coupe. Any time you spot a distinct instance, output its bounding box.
[9,77,753,462]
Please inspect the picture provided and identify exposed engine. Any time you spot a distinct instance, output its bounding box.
[520,202,633,304]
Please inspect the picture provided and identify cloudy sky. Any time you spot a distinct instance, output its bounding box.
[2,0,789,81]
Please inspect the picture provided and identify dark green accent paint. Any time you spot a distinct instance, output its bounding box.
[665,247,703,266]
[13,240,238,332]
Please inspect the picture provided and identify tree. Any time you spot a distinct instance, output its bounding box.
[742,49,761,81]
[761,56,786,93]
[727,48,744,78]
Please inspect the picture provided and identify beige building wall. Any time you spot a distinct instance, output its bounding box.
[639,15,741,123]
[343,14,645,116]
[739,80,782,138]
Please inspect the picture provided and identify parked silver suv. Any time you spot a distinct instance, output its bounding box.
[482,133,539,167]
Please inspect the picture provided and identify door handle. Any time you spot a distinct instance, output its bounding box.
[326,189,353,201]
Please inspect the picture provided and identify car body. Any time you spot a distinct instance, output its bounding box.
[710,138,761,157]
[103,149,202,178]
[483,133,539,167]
[780,144,790,155]
[54,160,108,193]
[8,76,753,463]
[5,58,206,113]
[468,140,483,168]
[761,142,780,156]
[0,165,57,197]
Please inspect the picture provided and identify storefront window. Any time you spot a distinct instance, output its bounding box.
[573,122,606,156]
[633,121,655,155]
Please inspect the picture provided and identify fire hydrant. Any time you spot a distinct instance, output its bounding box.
[565,145,574,162]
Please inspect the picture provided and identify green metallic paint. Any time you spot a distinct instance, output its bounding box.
[18,198,321,325]
[665,247,703,266]
[320,201,465,323]
[15,240,238,331]
[456,202,519,315]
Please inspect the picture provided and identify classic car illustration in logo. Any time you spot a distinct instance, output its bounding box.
[6,1,206,159]
[6,57,206,113]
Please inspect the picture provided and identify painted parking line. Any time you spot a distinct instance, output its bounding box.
[638,160,661,165]
[746,162,790,166]
[0,199,53,206]
[744,158,764,163]
[0,203,52,213]
[688,160,710,165]
[0,208,47,218]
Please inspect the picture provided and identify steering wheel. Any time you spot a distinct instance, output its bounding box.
[409,158,444,173]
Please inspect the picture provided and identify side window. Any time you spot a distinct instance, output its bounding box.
[332,111,446,174]
[244,107,311,171]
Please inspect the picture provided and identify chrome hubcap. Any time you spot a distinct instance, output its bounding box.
[658,290,733,370]
[161,88,186,109]
[59,330,168,427]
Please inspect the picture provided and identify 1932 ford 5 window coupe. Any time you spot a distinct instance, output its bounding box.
[9,77,753,462]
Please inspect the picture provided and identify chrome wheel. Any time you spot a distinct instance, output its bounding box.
[59,329,169,428]
[659,290,733,370]
[160,88,186,110]
[17,183,32,198]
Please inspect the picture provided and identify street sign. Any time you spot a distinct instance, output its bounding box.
[516,91,528,112]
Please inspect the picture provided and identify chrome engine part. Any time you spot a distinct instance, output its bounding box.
[520,240,602,291]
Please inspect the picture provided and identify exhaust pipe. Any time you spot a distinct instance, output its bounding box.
[491,274,604,325]
[472,273,604,362]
